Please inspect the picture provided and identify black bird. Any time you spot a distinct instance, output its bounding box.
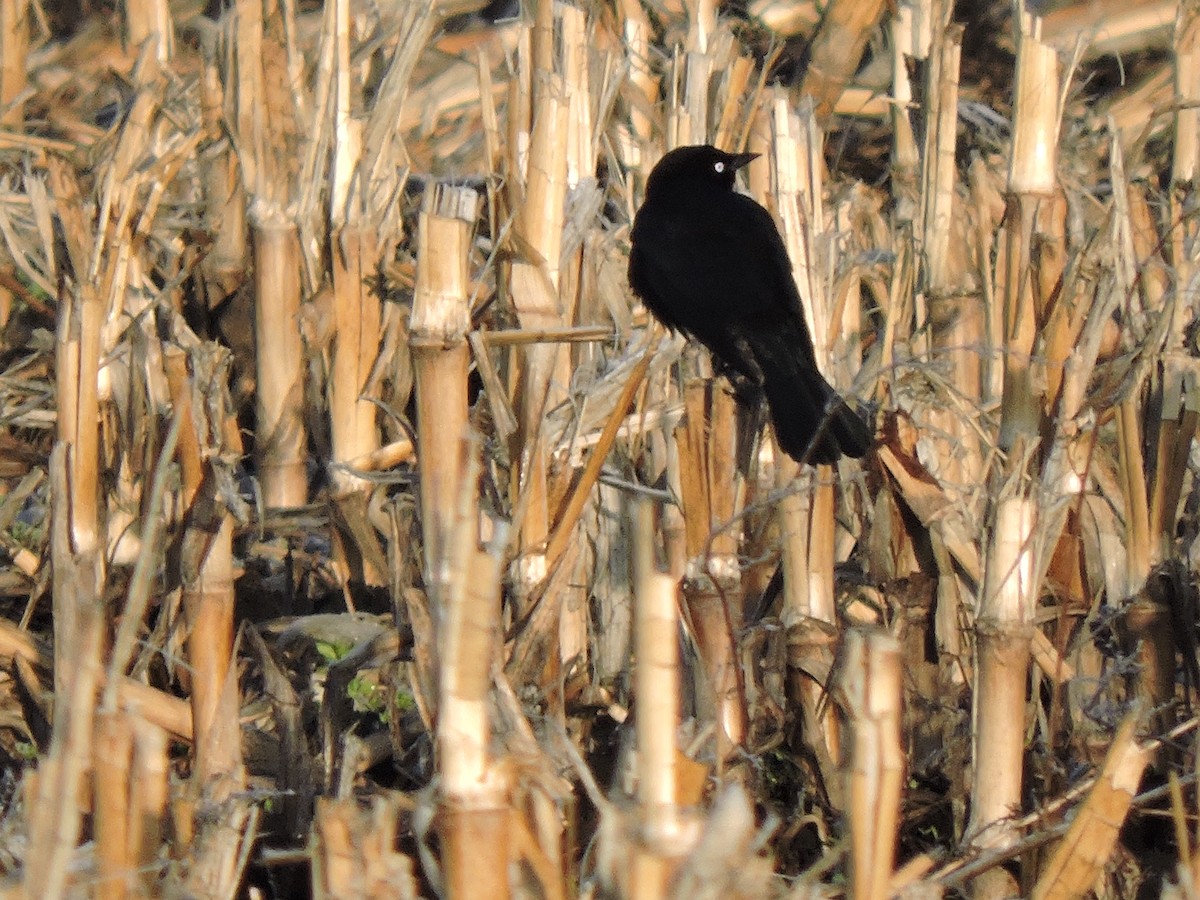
[628,145,871,464]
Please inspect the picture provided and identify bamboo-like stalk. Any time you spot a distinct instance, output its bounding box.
[200,43,248,299]
[438,438,510,900]
[0,0,28,127]
[94,709,135,900]
[118,679,194,741]
[329,222,382,496]
[799,0,890,124]
[411,184,477,591]
[508,0,570,598]
[967,494,1036,854]
[1042,0,1176,58]
[668,0,718,148]
[25,448,105,900]
[889,2,928,216]
[167,343,242,790]
[32,157,109,900]
[629,499,684,899]
[181,481,240,790]
[48,158,102,585]
[129,718,169,894]
[758,92,851,784]
[917,19,983,698]
[922,22,975,375]
[999,14,1059,453]
[673,375,748,758]
[619,0,659,152]
[552,0,597,672]
[184,546,236,780]
[965,19,1059,877]
[841,628,903,900]
[327,0,381,501]
[252,207,308,509]
[123,0,173,62]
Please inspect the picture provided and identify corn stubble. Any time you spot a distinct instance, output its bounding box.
[3,0,1200,896]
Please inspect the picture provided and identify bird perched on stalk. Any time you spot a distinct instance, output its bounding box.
[628,145,871,464]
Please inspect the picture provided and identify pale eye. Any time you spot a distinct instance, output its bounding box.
[713,161,725,173]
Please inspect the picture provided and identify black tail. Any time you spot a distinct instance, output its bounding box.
[749,333,871,464]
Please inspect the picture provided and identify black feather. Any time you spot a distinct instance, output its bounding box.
[629,145,871,464]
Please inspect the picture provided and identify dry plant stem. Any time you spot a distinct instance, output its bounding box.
[201,48,248,295]
[438,438,510,900]
[1000,16,1059,450]
[1030,712,1151,900]
[545,346,654,568]
[619,0,658,149]
[509,0,569,594]
[203,149,249,295]
[923,24,984,494]
[998,192,1045,450]
[671,0,716,147]
[966,18,1057,861]
[799,0,889,124]
[761,95,844,780]
[50,168,103,576]
[176,794,260,899]
[919,19,981,700]
[252,210,308,509]
[922,23,964,296]
[0,0,28,126]
[1150,369,1199,557]
[26,448,105,900]
[171,353,239,788]
[1117,395,1151,592]
[1173,3,1200,341]
[183,502,239,787]
[675,379,747,756]
[118,678,194,740]
[778,460,841,796]
[842,629,903,900]
[967,494,1035,853]
[559,2,593,190]
[330,223,382,496]
[1132,379,1192,729]
[313,795,419,899]
[130,719,169,891]
[123,0,173,62]
[411,184,477,591]
[1036,194,1076,414]
[889,8,922,218]
[53,297,103,660]
[94,710,135,900]
[630,500,682,900]
[1042,0,1177,58]
[41,159,107,895]
[165,349,203,501]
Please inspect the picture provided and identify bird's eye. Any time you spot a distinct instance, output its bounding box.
[713,161,725,173]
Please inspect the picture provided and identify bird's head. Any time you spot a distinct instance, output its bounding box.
[644,145,760,197]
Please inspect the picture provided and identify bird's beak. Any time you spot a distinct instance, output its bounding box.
[729,152,760,171]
